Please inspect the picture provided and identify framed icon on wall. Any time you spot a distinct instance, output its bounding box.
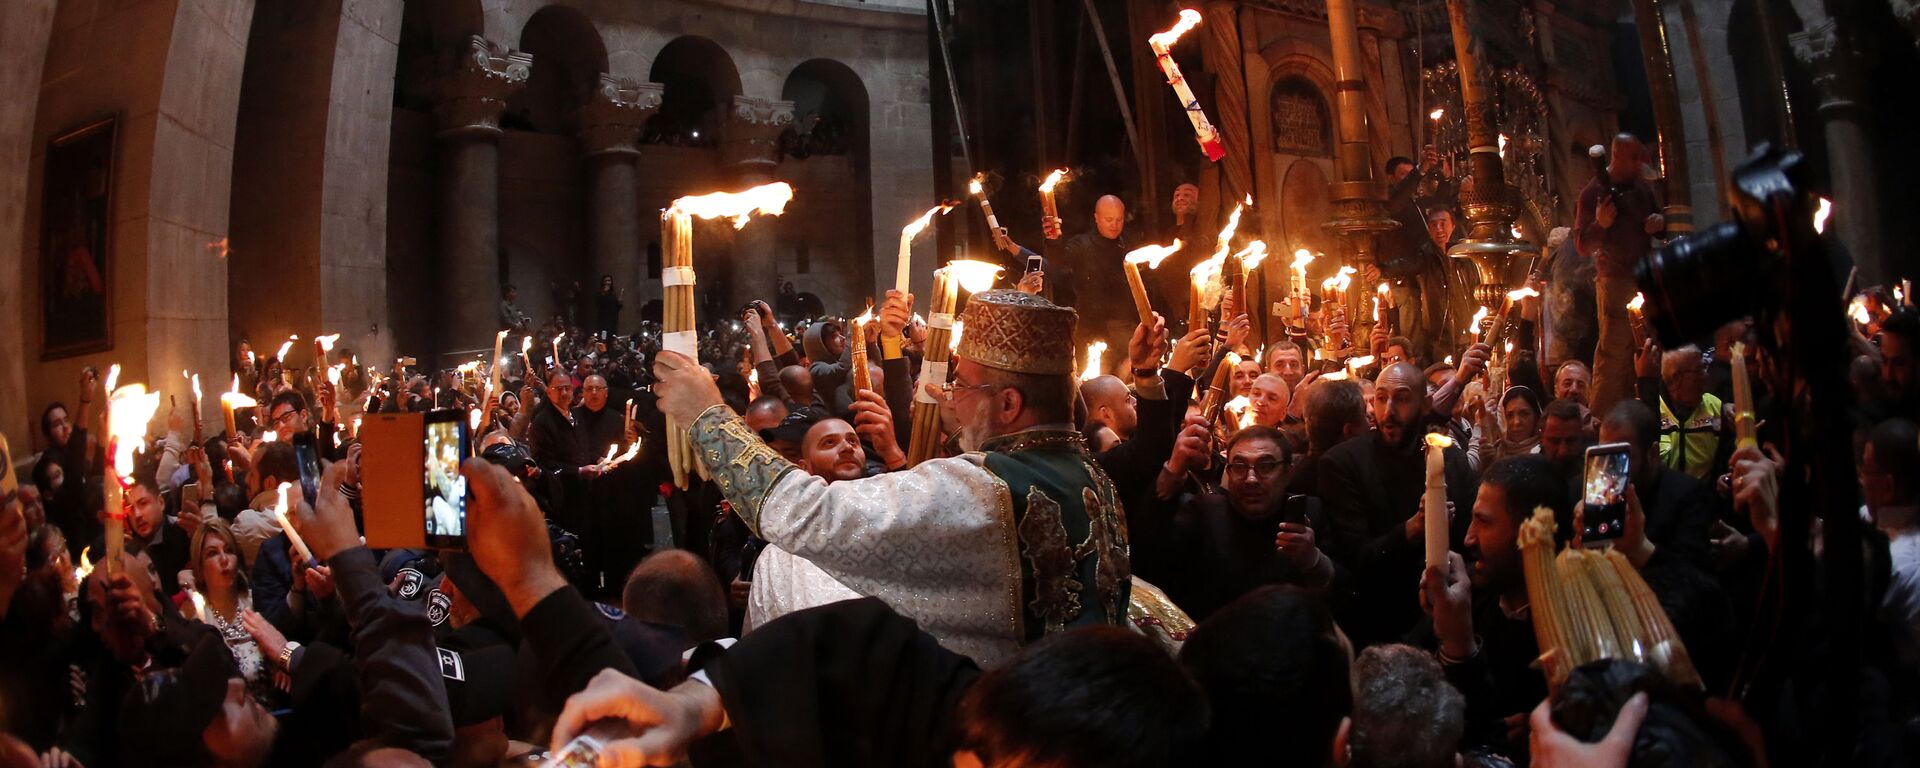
[40,115,116,360]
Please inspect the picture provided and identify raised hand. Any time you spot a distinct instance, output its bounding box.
[1129,314,1167,374]
[462,457,567,617]
[1529,692,1647,768]
[550,669,726,766]
[651,351,724,426]
[850,389,905,470]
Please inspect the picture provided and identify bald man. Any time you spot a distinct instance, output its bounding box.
[1246,374,1290,429]
[1081,375,1138,441]
[1317,361,1478,647]
[1059,194,1159,352]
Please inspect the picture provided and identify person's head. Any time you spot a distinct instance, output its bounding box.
[1599,399,1661,488]
[778,365,815,406]
[580,375,609,412]
[1372,363,1429,450]
[1339,644,1465,768]
[621,550,728,646]
[1467,455,1566,595]
[1093,195,1127,240]
[1221,426,1294,519]
[1660,345,1709,413]
[1385,156,1416,185]
[801,418,865,482]
[1862,418,1920,517]
[251,441,298,499]
[948,359,1075,451]
[1247,374,1290,429]
[40,402,72,448]
[1422,363,1455,392]
[1882,309,1919,400]
[1267,341,1306,386]
[1554,359,1592,405]
[191,517,247,596]
[573,356,595,379]
[1231,358,1262,397]
[1180,587,1351,766]
[950,290,1079,451]
[954,626,1207,768]
[128,477,166,540]
[758,408,822,464]
[743,396,790,432]
[1304,378,1368,456]
[1171,183,1200,216]
[1541,398,1590,470]
[266,391,309,442]
[1500,386,1543,442]
[120,631,277,768]
[1608,133,1645,183]
[1383,336,1416,367]
[545,370,575,412]
[1080,375,1137,440]
[1424,208,1454,249]
[600,274,614,292]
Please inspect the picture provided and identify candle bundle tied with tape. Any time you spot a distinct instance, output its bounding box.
[850,305,875,393]
[897,203,956,294]
[1481,286,1540,348]
[662,181,794,488]
[1149,9,1227,162]
[104,376,163,573]
[1519,508,1701,690]
[1038,169,1069,240]
[906,260,1005,466]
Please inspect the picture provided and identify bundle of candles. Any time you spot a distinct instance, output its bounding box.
[1188,204,1245,331]
[660,181,794,488]
[103,370,164,573]
[1480,286,1541,348]
[1519,507,1701,690]
[1038,169,1069,239]
[905,261,1003,466]
[849,305,874,392]
[1147,9,1227,162]
[1199,351,1240,425]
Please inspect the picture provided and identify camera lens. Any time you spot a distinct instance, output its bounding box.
[1636,222,1754,347]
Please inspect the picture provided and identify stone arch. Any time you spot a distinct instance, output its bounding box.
[647,36,743,147]
[510,5,608,134]
[779,58,873,315]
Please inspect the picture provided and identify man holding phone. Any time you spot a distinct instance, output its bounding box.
[1594,400,1714,568]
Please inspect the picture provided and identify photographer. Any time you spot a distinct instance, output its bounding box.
[1576,133,1665,422]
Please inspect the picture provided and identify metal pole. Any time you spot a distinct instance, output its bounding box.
[927,0,975,176]
[1079,0,1148,178]
[1630,0,1693,236]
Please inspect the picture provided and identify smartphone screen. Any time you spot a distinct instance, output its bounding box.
[1026,253,1044,274]
[423,410,471,549]
[1582,443,1631,542]
[291,433,322,506]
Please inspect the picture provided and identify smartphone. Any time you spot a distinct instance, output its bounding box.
[422,409,472,550]
[291,432,323,506]
[1026,253,1044,274]
[1582,443,1631,543]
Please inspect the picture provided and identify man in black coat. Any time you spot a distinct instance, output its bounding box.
[1598,400,1714,569]
[88,476,190,596]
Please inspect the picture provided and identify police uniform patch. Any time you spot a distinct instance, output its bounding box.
[427,589,451,626]
[593,602,626,621]
[395,567,425,600]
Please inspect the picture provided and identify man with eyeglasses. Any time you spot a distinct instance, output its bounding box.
[650,289,1130,665]
[264,389,343,460]
[526,370,602,481]
[1134,423,1334,621]
[1318,361,1479,648]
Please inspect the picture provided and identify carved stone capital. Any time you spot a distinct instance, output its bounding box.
[1789,18,1864,115]
[580,75,664,157]
[720,95,795,171]
[432,36,533,139]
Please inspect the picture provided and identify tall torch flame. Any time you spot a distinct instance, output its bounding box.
[1469,306,1490,334]
[315,333,340,354]
[944,260,1005,294]
[668,182,795,229]
[1507,286,1541,302]
[1125,241,1183,269]
[968,174,986,196]
[1080,341,1108,381]
[1038,168,1069,194]
[1149,8,1203,48]
[1235,240,1269,272]
[1430,107,1446,121]
[276,336,298,362]
[949,319,965,352]
[104,364,121,394]
[1291,248,1316,272]
[1320,265,1358,294]
[1213,204,1245,259]
[901,203,957,240]
[1627,293,1646,313]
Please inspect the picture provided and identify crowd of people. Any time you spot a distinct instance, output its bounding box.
[2,129,1918,768]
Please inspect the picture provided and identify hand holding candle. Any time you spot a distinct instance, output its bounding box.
[1149,9,1227,161]
[1124,241,1182,326]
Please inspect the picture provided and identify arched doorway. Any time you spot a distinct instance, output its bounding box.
[646,37,741,148]
[779,59,872,317]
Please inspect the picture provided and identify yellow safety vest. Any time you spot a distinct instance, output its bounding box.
[1659,393,1723,481]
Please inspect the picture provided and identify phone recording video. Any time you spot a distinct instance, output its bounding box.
[423,409,470,549]
[1582,443,1631,543]
[291,432,322,506]
[1026,253,1044,275]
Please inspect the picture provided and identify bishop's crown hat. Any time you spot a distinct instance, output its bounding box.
[956,289,1078,375]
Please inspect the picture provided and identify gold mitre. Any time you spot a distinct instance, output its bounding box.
[956,289,1078,375]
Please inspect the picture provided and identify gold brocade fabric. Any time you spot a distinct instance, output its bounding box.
[1127,576,1196,655]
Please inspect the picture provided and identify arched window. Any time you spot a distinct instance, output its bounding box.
[1269,76,1331,157]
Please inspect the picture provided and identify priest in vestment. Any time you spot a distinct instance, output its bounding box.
[650,289,1131,665]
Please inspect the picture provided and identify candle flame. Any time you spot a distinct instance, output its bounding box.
[1504,340,1514,354]
[1469,306,1490,330]
[275,482,291,523]
[1627,293,1646,313]
[668,181,795,228]
[901,203,957,240]
[1190,252,1224,293]
[968,174,986,197]
[1124,240,1183,268]
[1425,433,1456,449]
[328,364,343,386]
[1445,355,1455,365]
[521,336,534,356]
[1506,286,1540,301]
[1896,286,1905,304]
[188,590,207,621]
[1080,341,1108,381]
[1149,8,1203,50]
[1225,395,1253,428]
[852,304,875,331]
[469,408,481,433]
[1038,168,1069,194]
[943,260,1005,294]
[456,361,482,375]
[1320,265,1358,293]
[1225,352,1242,368]
[276,336,298,362]
[1234,240,1269,272]
[1498,134,1508,158]
[1813,196,1832,234]
[1321,370,1350,381]
[1849,296,1872,326]
[950,319,965,352]
[189,373,202,403]
[1214,204,1245,257]
[1429,107,1445,121]
[315,333,340,354]
[107,382,164,479]
[1347,354,1375,370]
[75,546,93,582]
[104,364,121,394]
[1290,249,1315,272]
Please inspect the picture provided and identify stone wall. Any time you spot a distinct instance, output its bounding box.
[0,0,57,455]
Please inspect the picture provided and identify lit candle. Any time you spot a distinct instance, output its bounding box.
[220,374,257,439]
[1730,341,1757,450]
[1123,240,1182,326]
[1429,107,1445,145]
[480,329,508,433]
[185,371,204,444]
[273,483,313,564]
[850,305,874,393]
[1467,306,1490,340]
[969,174,1008,250]
[313,333,340,367]
[1149,10,1227,161]
[104,376,162,573]
[1627,292,1647,346]
[1482,286,1541,347]
[897,203,956,294]
[1424,433,1455,568]
[1080,341,1109,381]
[1038,169,1069,240]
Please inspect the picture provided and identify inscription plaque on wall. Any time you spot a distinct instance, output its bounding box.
[1270,78,1330,157]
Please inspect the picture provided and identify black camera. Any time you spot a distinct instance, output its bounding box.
[1634,144,1811,348]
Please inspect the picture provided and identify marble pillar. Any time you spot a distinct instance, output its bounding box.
[431,36,529,354]
[1791,19,1885,283]
[720,95,795,312]
[579,75,663,308]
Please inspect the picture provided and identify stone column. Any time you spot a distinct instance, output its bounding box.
[1791,19,1886,283]
[431,36,529,354]
[1322,0,1399,327]
[720,95,795,312]
[1630,0,1693,237]
[579,75,663,306]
